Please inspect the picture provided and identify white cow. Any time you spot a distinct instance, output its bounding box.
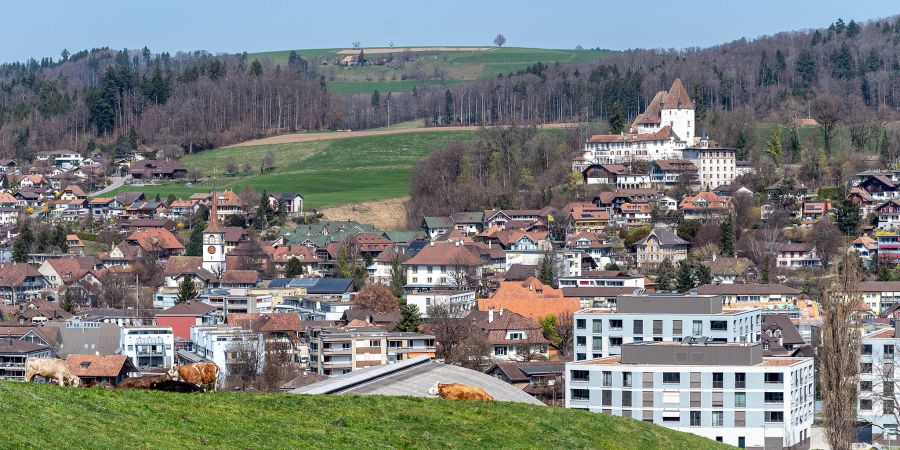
[25,358,81,387]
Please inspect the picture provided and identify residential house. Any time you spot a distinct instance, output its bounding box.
[403,241,484,292]
[60,184,87,200]
[649,159,697,188]
[801,202,832,221]
[851,236,878,267]
[878,199,900,230]
[269,244,322,276]
[0,339,53,381]
[406,290,476,318]
[128,160,187,179]
[187,325,263,376]
[563,202,610,234]
[700,257,757,284]
[848,187,877,217]
[38,256,99,291]
[877,232,900,264]
[168,199,198,221]
[582,163,629,185]
[619,202,651,226]
[486,360,566,405]
[125,228,185,258]
[0,263,48,303]
[155,301,218,340]
[477,277,580,321]
[466,309,551,361]
[66,354,136,386]
[267,193,304,215]
[634,227,689,269]
[857,174,899,201]
[307,325,435,376]
[858,324,900,444]
[776,243,820,269]
[125,200,167,219]
[88,197,124,219]
[679,192,731,221]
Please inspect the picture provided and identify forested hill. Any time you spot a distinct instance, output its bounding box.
[0,16,898,158]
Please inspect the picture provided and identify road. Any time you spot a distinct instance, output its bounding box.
[226,122,582,148]
[88,177,126,198]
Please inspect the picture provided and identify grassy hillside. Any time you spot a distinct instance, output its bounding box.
[250,46,612,93]
[109,130,476,209]
[0,382,728,449]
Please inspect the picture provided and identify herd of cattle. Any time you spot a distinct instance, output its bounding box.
[23,358,220,392]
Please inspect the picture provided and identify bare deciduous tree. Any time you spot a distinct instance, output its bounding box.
[820,252,862,450]
[226,332,264,391]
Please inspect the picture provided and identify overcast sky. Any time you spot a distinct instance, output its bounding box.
[1,0,897,63]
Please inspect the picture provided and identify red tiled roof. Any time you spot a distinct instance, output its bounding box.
[66,354,134,378]
[404,242,482,266]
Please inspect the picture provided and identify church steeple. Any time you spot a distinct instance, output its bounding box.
[203,192,226,274]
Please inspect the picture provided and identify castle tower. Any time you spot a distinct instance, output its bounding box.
[203,192,226,274]
[659,78,695,143]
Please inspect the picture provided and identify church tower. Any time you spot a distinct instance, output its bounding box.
[203,192,226,274]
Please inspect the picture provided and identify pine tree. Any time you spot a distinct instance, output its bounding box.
[765,127,783,165]
[390,254,405,297]
[394,304,422,332]
[61,289,76,313]
[834,197,861,236]
[176,276,199,304]
[694,263,713,286]
[676,260,696,293]
[761,256,771,284]
[795,48,817,87]
[284,257,304,277]
[443,89,454,125]
[720,216,736,257]
[11,223,33,263]
[186,223,204,256]
[537,252,556,286]
[249,59,263,77]
[655,258,675,292]
[608,102,627,134]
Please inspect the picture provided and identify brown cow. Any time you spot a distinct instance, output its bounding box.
[167,363,219,391]
[25,358,81,387]
[428,383,493,401]
[114,374,169,389]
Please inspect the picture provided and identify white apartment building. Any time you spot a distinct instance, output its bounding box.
[566,341,815,449]
[859,324,900,444]
[573,294,761,361]
[406,290,476,318]
[119,325,175,369]
[190,325,263,376]
[859,281,900,314]
[683,146,737,190]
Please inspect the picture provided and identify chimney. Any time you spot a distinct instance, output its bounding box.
[488,241,492,250]
[499,307,504,317]
[430,241,434,247]
[488,308,494,323]
[455,241,460,247]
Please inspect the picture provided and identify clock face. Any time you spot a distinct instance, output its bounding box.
[207,246,217,254]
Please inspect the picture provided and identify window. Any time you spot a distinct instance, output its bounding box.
[860,381,872,392]
[653,320,663,334]
[592,319,602,333]
[690,411,701,426]
[862,344,873,355]
[642,391,653,407]
[610,320,623,330]
[592,336,602,349]
[570,389,590,400]
[712,392,724,407]
[662,411,680,422]
[861,362,872,373]
[368,340,381,347]
[710,320,727,331]
[609,337,623,347]
[764,373,784,384]
[735,411,746,427]
[887,344,896,359]
[633,320,643,334]
[494,346,507,356]
[602,371,612,386]
[765,411,784,423]
[576,336,586,346]
[692,320,703,336]
[601,390,612,406]
[571,370,589,381]
[735,392,746,408]
[764,392,784,403]
[712,372,724,389]
[576,353,586,361]
[887,399,896,415]
[662,391,680,404]
[690,372,701,388]
[623,372,632,387]
[663,372,680,384]
[860,399,873,411]
[622,390,632,407]
[673,320,682,335]
[711,411,724,427]
[576,319,586,329]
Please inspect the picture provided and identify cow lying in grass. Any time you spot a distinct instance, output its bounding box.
[25,358,81,387]
[428,383,493,401]
[115,374,201,392]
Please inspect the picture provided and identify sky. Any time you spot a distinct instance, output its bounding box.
[1,1,897,63]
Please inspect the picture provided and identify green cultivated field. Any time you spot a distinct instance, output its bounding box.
[0,382,728,449]
[108,131,475,209]
[250,46,612,93]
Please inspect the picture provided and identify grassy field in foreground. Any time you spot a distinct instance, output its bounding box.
[249,47,613,93]
[0,382,728,449]
[108,131,476,209]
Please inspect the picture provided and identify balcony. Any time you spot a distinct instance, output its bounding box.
[321,347,352,355]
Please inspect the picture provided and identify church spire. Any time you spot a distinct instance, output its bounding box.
[205,192,223,233]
